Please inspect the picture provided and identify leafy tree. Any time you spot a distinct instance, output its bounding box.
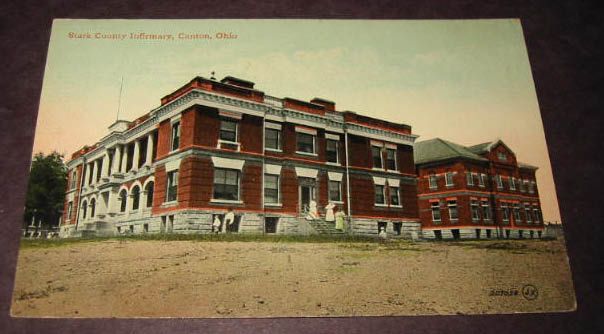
[23,152,67,230]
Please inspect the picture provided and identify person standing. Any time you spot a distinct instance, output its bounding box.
[224,208,235,233]
[335,208,346,231]
[212,215,222,234]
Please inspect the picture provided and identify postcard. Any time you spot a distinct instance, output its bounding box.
[11,19,575,317]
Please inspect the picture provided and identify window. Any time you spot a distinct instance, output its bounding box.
[479,173,486,187]
[525,205,533,223]
[131,186,141,210]
[528,181,535,194]
[296,132,315,154]
[81,200,88,219]
[119,190,127,212]
[326,139,339,164]
[497,152,507,161]
[264,217,278,234]
[371,146,383,169]
[171,121,180,151]
[67,201,73,219]
[533,208,540,223]
[510,177,516,190]
[448,200,458,221]
[471,200,480,221]
[429,174,437,189]
[166,170,178,202]
[513,204,522,222]
[445,172,454,187]
[264,174,279,204]
[214,168,240,201]
[329,180,342,202]
[220,119,238,142]
[501,203,510,222]
[466,172,474,186]
[145,182,154,208]
[431,202,441,222]
[374,185,385,205]
[70,170,77,189]
[496,175,503,189]
[393,222,402,235]
[90,198,96,218]
[386,148,397,170]
[482,200,491,220]
[389,186,400,206]
[265,128,281,151]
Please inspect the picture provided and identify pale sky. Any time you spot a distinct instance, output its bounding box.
[33,19,562,223]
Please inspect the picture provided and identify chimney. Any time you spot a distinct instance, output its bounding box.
[310,98,336,112]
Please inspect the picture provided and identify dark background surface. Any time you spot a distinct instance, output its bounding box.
[0,1,602,333]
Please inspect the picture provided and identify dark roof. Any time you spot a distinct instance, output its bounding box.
[518,162,539,170]
[414,138,488,165]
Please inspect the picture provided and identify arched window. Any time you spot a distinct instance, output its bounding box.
[145,182,154,208]
[119,190,128,212]
[81,200,88,219]
[132,186,141,210]
[90,198,96,218]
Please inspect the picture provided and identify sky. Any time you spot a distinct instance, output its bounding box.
[32,19,562,223]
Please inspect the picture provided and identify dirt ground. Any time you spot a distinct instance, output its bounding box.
[11,238,575,318]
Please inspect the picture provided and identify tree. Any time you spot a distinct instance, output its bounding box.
[23,152,67,230]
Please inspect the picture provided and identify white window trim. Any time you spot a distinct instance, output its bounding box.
[210,199,244,204]
[371,145,384,170]
[165,170,178,203]
[471,201,480,221]
[431,202,441,222]
[389,186,402,208]
[328,180,343,203]
[445,172,454,187]
[295,132,317,156]
[447,200,458,221]
[212,168,242,202]
[429,174,438,189]
[264,173,281,206]
[496,175,503,189]
[265,164,282,175]
[374,184,387,206]
[325,133,340,141]
[218,118,240,146]
[170,120,181,152]
[479,174,486,187]
[211,156,245,170]
[326,138,340,164]
[372,176,386,186]
[328,172,344,182]
[295,167,318,179]
[264,126,282,152]
[219,109,243,120]
[466,171,474,186]
[295,126,317,136]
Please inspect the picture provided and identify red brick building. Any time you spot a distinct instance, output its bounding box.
[415,138,544,239]
[60,76,421,238]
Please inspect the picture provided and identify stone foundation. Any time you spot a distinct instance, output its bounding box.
[422,227,544,240]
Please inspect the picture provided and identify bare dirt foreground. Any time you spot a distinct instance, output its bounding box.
[11,238,575,318]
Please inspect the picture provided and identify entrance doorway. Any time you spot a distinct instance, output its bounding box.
[299,178,316,214]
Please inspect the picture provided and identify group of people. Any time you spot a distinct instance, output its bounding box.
[212,208,236,234]
[307,201,347,231]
